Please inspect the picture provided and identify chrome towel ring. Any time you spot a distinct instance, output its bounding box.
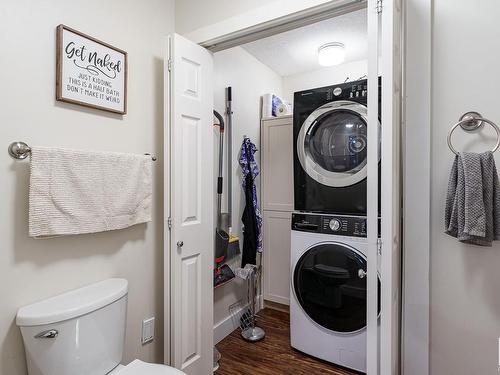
[447,111,500,155]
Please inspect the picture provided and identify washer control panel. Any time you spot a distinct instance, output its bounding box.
[292,213,367,238]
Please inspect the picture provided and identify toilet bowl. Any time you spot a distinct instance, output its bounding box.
[16,278,185,375]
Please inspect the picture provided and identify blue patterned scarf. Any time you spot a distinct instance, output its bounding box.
[239,137,263,252]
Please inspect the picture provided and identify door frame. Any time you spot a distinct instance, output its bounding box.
[197,0,367,52]
[401,0,431,374]
[166,1,432,373]
[164,36,172,366]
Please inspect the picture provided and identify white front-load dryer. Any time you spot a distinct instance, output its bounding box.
[290,212,379,373]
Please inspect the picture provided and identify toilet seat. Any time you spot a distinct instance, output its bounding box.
[111,360,186,375]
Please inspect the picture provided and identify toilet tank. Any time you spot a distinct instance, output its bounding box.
[16,278,128,375]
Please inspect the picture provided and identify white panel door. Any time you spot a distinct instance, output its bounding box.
[366,2,381,374]
[261,116,294,212]
[262,210,292,305]
[167,33,213,375]
[367,1,402,374]
[380,0,402,374]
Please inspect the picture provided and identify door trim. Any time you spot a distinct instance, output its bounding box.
[195,0,367,52]
[401,0,431,374]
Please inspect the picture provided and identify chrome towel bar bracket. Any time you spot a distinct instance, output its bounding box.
[8,141,31,159]
[447,111,500,155]
[8,141,157,161]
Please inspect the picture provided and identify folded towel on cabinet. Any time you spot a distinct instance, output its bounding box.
[29,147,152,238]
[445,151,500,246]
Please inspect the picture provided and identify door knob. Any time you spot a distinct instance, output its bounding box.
[358,269,367,279]
[177,241,184,248]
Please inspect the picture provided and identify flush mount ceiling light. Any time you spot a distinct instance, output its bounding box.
[318,42,346,66]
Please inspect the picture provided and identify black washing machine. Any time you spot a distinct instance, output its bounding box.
[293,78,381,215]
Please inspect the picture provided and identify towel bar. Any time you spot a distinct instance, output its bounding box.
[447,111,500,155]
[7,141,157,161]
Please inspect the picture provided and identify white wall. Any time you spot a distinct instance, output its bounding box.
[175,0,270,35]
[429,1,500,374]
[282,59,367,102]
[175,0,334,44]
[0,1,173,374]
[212,46,282,336]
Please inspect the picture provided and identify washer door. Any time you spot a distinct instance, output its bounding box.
[293,242,380,333]
[297,100,380,187]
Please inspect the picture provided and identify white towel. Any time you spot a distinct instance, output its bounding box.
[29,147,152,238]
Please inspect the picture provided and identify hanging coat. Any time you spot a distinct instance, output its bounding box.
[239,137,262,267]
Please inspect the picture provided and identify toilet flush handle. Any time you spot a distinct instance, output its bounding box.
[34,329,58,339]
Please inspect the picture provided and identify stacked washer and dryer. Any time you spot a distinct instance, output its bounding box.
[290,78,380,373]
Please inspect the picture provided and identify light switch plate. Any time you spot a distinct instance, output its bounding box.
[142,317,155,344]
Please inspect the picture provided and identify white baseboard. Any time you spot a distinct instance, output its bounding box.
[263,294,290,306]
[213,294,263,344]
[213,303,246,344]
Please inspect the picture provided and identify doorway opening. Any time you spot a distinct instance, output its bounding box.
[211,7,372,374]
[166,0,403,374]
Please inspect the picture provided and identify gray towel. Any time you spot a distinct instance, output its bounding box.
[445,151,500,246]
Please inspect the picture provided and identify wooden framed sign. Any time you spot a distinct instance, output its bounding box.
[56,25,127,114]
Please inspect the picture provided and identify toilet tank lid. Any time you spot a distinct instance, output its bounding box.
[16,278,128,327]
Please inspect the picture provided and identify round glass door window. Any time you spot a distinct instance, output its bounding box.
[293,242,380,333]
[297,100,380,187]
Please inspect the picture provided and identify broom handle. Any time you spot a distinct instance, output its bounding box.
[213,110,225,230]
[226,87,233,230]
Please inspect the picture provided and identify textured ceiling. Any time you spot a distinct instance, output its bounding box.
[241,8,367,77]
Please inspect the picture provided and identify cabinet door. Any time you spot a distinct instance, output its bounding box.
[263,210,292,305]
[261,116,294,212]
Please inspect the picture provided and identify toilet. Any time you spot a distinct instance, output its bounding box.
[16,278,185,375]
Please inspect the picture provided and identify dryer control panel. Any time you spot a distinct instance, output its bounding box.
[291,213,367,238]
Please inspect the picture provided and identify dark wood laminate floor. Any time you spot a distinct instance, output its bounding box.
[216,308,360,375]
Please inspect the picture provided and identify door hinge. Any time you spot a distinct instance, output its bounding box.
[167,217,172,230]
[167,59,172,72]
[376,0,383,13]
[377,238,382,255]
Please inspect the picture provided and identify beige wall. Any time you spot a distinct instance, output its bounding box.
[430,0,500,374]
[0,1,173,374]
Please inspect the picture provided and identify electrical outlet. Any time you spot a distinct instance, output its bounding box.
[142,317,155,344]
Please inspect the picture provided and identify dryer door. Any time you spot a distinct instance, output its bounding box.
[297,100,380,187]
[293,242,380,333]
